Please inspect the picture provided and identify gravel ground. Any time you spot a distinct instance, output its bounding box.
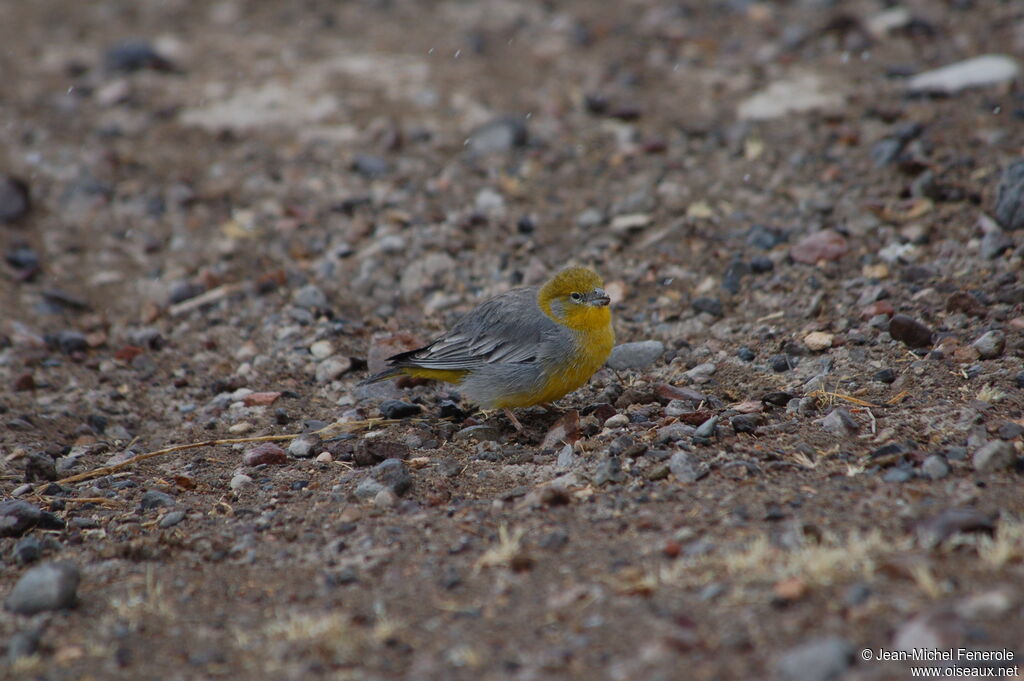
[2,1,1024,680]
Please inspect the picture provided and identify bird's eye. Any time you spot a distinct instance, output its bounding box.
[569,292,583,302]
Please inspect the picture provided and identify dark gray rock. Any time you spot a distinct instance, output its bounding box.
[5,561,80,615]
[0,176,30,223]
[159,511,186,528]
[139,490,175,511]
[12,536,42,565]
[370,458,412,497]
[378,400,422,419]
[889,314,933,348]
[693,296,724,317]
[0,500,65,537]
[731,414,763,434]
[104,40,174,72]
[980,230,1014,260]
[669,451,708,483]
[995,160,1024,231]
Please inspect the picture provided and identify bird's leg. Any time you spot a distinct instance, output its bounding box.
[503,408,524,431]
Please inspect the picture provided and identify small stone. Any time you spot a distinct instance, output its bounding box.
[769,354,793,372]
[737,73,844,121]
[980,231,1014,260]
[610,213,652,233]
[971,330,1005,359]
[315,452,333,463]
[789,229,848,264]
[693,416,719,440]
[774,636,855,681]
[292,284,328,310]
[722,260,750,294]
[819,408,858,436]
[229,474,253,491]
[0,176,30,223]
[747,224,786,250]
[288,434,321,459]
[12,536,42,565]
[242,391,281,407]
[750,256,774,273]
[917,508,996,548]
[373,488,397,508]
[315,357,352,383]
[24,453,57,483]
[603,413,629,429]
[7,628,40,663]
[5,561,80,615]
[466,115,528,155]
[731,414,763,434]
[54,330,88,355]
[995,160,1024,231]
[159,511,186,528]
[370,458,412,496]
[873,368,896,384]
[656,423,694,444]
[354,478,384,500]
[594,456,625,485]
[541,410,580,449]
[883,467,914,483]
[973,440,1016,472]
[378,400,422,419]
[452,425,501,443]
[575,208,604,229]
[907,54,1020,94]
[692,296,724,317]
[310,340,334,359]
[889,314,934,348]
[737,346,755,361]
[556,445,576,469]
[803,332,833,352]
[243,443,288,466]
[669,451,708,483]
[921,455,950,480]
[607,341,664,370]
[946,292,987,317]
[0,500,65,537]
[351,154,390,178]
[104,40,174,72]
[140,490,175,511]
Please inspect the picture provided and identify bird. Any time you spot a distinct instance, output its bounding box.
[360,265,615,430]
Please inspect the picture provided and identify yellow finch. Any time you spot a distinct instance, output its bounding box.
[361,266,614,429]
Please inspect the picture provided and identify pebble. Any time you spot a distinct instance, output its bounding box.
[243,443,288,466]
[603,413,629,429]
[292,284,328,310]
[369,458,412,496]
[541,410,580,449]
[921,455,950,480]
[971,330,1005,359]
[737,73,844,121]
[656,423,694,444]
[980,230,1014,260]
[888,314,934,348]
[731,414,762,434]
[352,153,390,178]
[576,208,604,229]
[774,636,854,681]
[140,490,175,511]
[669,451,708,483]
[693,416,719,440]
[159,510,186,528]
[7,628,40,663]
[379,400,422,419]
[819,408,858,436]
[736,346,755,361]
[873,368,896,384]
[453,425,501,443]
[354,478,384,500]
[466,115,528,155]
[24,452,57,483]
[995,160,1024,231]
[722,260,750,294]
[594,457,625,485]
[691,297,723,317]
[556,445,576,469]
[973,440,1016,472]
[5,561,80,615]
[683,362,716,382]
[229,474,253,491]
[315,452,333,463]
[789,229,848,264]
[104,40,174,72]
[946,292,987,319]
[228,422,253,434]
[907,54,1020,94]
[309,340,334,359]
[13,536,42,565]
[315,356,352,383]
[288,434,321,459]
[0,176,30,223]
[803,331,833,352]
[0,500,65,537]
[917,508,995,548]
[606,340,664,370]
[55,330,88,355]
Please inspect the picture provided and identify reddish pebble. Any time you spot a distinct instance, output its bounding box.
[541,410,580,449]
[663,539,682,559]
[789,229,849,264]
[13,373,35,391]
[114,345,145,362]
[243,443,288,466]
[243,391,282,407]
[655,383,708,404]
[861,300,894,319]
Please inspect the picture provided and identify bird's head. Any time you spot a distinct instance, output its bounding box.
[538,266,612,331]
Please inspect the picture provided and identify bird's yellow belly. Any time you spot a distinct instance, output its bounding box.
[495,326,614,408]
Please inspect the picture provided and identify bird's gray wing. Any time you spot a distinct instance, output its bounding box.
[390,287,558,370]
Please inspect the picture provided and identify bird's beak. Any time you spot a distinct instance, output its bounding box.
[589,288,611,306]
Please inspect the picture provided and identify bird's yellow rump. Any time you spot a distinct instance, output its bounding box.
[361,265,615,429]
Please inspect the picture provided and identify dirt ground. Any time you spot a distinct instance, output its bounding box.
[2,1,1023,679]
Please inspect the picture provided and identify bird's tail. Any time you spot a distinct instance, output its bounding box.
[357,367,405,386]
